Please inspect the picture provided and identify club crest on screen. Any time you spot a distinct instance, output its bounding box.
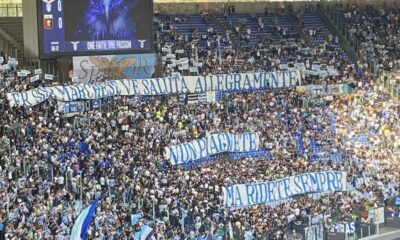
[138,40,146,49]
[43,0,55,12]
[70,42,80,51]
[43,15,53,29]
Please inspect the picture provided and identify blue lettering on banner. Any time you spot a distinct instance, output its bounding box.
[217,75,224,91]
[70,86,79,100]
[257,183,267,203]
[197,139,207,159]
[167,146,179,165]
[233,74,241,91]
[6,71,301,107]
[267,181,276,202]
[76,85,87,99]
[84,84,95,98]
[194,77,203,93]
[275,180,284,199]
[330,222,355,234]
[309,173,321,192]
[223,171,347,207]
[271,72,279,89]
[225,75,233,90]
[327,172,337,191]
[233,136,240,152]
[289,71,297,85]
[234,185,244,206]
[224,186,234,205]
[149,80,159,95]
[210,135,219,154]
[294,175,304,194]
[119,80,132,95]
[243,74,251,90]
[246,184,256,205]
[155,78,165,94]
[253,72,263,89]
[166,133,260,165]
[283,178,292,197]
[300,174,311,192]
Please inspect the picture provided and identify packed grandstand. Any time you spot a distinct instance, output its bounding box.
[0,1,400,240]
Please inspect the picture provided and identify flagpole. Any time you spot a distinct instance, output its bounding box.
[152,199,155,221]
[6,193,9,217]
[80,170,83,201]
[65,168,68,192]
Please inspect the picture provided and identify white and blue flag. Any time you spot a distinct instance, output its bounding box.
[131,213,141,226]
[134,224,155,240]
[70,200,99,240]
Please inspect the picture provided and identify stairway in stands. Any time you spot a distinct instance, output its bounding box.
[299,11,353,66]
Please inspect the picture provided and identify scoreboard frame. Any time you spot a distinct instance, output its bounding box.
[37,0,155,59]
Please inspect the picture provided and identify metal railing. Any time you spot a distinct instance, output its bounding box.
[321,4,361,63]
[0,4,22,17]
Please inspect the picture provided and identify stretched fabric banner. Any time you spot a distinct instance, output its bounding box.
[72,53,156,83]
[296,84,353,96]
[223,171,347,207]
[165,132,260,165]
[183,150,271,169]
[7,71,301,107]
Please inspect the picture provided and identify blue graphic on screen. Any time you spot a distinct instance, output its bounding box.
[40,0,153,56]
[74,0,138,40]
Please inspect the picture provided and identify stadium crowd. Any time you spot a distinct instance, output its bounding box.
[154,10,357,86]
[0,6,399,240]
[337,3,400,72]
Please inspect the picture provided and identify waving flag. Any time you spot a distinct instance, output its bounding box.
[134,224,154,240]
[131,213,141,226]
[70,200,99,240]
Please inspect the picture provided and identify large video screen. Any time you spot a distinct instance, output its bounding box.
[38,0,154,58]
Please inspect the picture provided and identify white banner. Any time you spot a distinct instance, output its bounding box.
[206,91,217,102]
[189,66,198,73]
[34,69,43,75]
[305,225,324,240]
[44,74,54,80]
[7,71,301,107]
[72,54,156,83]
[18,70,31,77]
[374,208,385,224]
[1,64,10,72]
[17,71,28,77]
[165,132,260,165]
[223,171,347,207]
[30,75,40,83]
[176,58,189,65]
[8,58,18,66]
[296,84,352,96]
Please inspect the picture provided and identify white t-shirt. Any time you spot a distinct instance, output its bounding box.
[58,176,64,185]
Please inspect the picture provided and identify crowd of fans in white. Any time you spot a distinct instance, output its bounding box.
[0,3,399,240]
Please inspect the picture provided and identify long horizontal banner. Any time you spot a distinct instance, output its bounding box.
[183,150,272,169]
[223,171,347,207]
[296,84,353,96]
[165,132,260,165]
[7,71,301,107]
